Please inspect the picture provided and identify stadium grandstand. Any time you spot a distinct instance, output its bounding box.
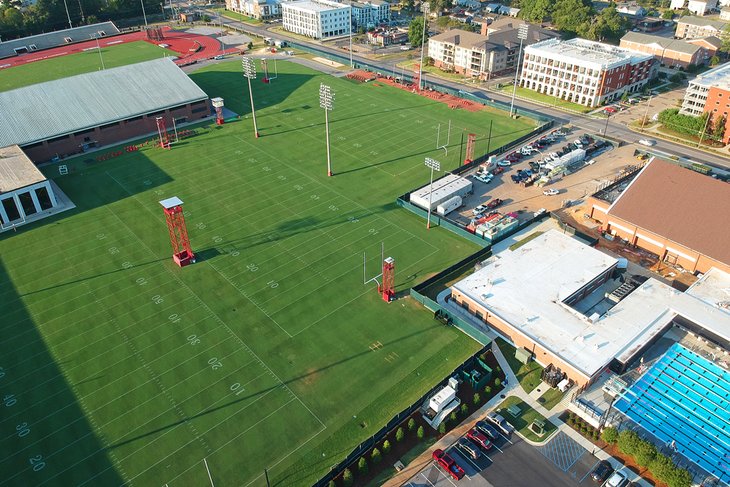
[0,22,120,59]
[0,58,210,163]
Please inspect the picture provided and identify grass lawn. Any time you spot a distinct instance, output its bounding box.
[398,59,479,84]
[0,61,534,486]
[497,85,593,113]
[538,387,566,411]
[211,7,263,24]
[497,397,557,443]
[0,41,179,92]
[496,338,544,393]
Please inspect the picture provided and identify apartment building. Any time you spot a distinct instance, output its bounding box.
[670,0,718,15]
[519,38,656,107]
[427,21,557,79]
[675,16,727,39]
[620,32,710,68]
[346,0,390,29]
[282,0,351,39]
[680,62,730,142]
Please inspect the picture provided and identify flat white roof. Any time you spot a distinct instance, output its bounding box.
[0,145,46,194]
[687,61,730,91]
[452,230,730,378]
[525,38,653,70]
[283,0,349,12]
[410,174,472,210]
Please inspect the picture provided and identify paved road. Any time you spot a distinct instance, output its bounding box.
[203,11,730,171]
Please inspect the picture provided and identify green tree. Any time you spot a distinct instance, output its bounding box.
[343,468,354,487]
[494,378,501,387]
[552,0,592,34]
[710,55,721,66]
[328,480,336,487]
[617,429,641,456]
[662,9,673,19]
[473,393,481,405]
[438,421,447,434]
[202,14,211,22]
[634,440,657,467]
[408,17,428,48]
[371,447,382,464]
[461,403,469,415]
[622,91,630,102]
[450,411,458,422]
[395,427,405,442]
[484,385,492,394]
[666,467,692,487]
[601,426,619,444]
[520,0,553,22]
[417,425,425,440]
[713,114,727,141]
[649,453,675,484]
[407,418,416,431]
[382,440,392,454]
[247,41,253,50]
[579,5,630,41]
[358,456,368,474]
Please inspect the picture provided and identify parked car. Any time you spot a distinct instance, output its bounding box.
[638,139,655,146]
[543,188,560,196]
[497,160,511,167]
[473,205,487,216]
[603,469,630,487]
[590,460,614,483]
[466,428,492,450]
[432,449,465,480]
[486,198,503,209]
[475,420,500,440]
[486,412,514,436]
[457,438,481,460]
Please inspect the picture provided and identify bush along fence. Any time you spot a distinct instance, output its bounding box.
[312,345,491,487]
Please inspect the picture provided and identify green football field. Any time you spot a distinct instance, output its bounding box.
[0,60,534,486]
[0,41,178,92]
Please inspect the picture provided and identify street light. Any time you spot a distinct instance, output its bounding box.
[509,23,529,118]
[320,83,335,177]
[424,157,441,230]
[603,110,611,136]
[242,57,260,138]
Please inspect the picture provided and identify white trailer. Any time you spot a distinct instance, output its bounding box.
[436,195,462,216]
[558,148,586,167]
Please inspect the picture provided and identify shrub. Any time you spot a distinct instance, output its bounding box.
[358,456,368,474]
[461,403,469,416]
[382,440,391,454]
[371,448,382,464]
[494,378,501,387]
[328,480,336,487]
[407,418,416,431]
[417,425,425,441]
[617,430,641,456]
[496,366,501,373]
[649,453,675,483]
[343,468,353,487]
[484,385,492,395]
[395,427,404,442]
[634,440,657,467]
[450,411,458,422]
[438,421,447,434]
[473,393,481,405]
[666,467,692,487]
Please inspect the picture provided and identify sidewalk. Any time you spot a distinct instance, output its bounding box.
[383,292,655,487]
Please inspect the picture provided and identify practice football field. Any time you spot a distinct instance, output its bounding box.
[0,60,534,486]
[0,41,178,92]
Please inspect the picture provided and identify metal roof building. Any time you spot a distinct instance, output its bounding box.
[0,57,208,150]
[0,22,120,59]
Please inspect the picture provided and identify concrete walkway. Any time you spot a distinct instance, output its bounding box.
[383,293,654,487]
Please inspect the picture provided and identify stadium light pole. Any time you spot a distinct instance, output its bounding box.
[320,83,335,177]
[140,0,148,27]
[349,4,353,68]
[424,157,440,230]
[509,24,529,118]
[418,3,429,91]
[242,57,260,138]
[62,0,73,29]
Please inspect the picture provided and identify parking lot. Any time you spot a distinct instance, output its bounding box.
[403,427,604,487]
[454,127,640,225]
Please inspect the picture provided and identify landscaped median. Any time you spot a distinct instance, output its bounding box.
[496,85,593,114]
[495,397,557,443]
[210,8,262,24]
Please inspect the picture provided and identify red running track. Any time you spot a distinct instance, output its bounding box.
[0,26,238,70]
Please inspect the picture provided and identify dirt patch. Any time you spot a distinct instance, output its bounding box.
[301,368,320,386]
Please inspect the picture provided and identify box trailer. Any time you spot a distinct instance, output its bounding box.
[436,195,462,216]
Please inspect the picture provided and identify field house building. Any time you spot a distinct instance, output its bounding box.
[519,38,656,107]
[449,230,730,388]
[0,58,210,164]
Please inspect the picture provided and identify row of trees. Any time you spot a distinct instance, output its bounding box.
[601,428,692,487]
[658,108,727,144]
[0,0,161,40]
[518,0,631,42]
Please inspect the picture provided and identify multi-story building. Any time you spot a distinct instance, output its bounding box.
[620,31,711,68]
[519,38,656,107]
[427,21,557,80]
[282,0,351,39]
[346,0,390,29]
[680,62,730,142]
[675,16,727,39]
[722,7,730,20]
[671,0,718,15]
[224,0,282,20]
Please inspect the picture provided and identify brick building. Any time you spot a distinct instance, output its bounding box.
[620,31,711,68]
[680,61,730,142]
[675,16,727,39]
[519,38,656,107]
[587,158,730,274]
[0,58,210,164]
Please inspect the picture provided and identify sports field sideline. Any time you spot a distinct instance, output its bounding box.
[0,60,534,486]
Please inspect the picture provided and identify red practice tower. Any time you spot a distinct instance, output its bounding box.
[156,117,171,149]
[211,97,225,125]
[378,257,395,302]
[464,133,476,164]
[159,197,195,267]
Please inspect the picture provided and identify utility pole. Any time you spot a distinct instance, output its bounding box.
[697,112,711,148]
[424,157,441,230]
[242,57,260,138]
[509,24,529,118]
[320,83,335,176]
[642,95,653,129]
[603,110,611,136]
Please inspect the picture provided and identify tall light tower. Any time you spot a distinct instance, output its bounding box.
[418,3,429,91]
[509,23,529,118]
[140,0,148,27]
[320,83,335,177]
[424,157,440,230]
[242,57,260,138]
[349,4,353,68]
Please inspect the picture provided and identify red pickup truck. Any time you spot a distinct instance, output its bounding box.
[432,449,465,480]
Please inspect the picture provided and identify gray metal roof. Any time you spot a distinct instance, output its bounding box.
[621,32,702,55]
[0,58,208,148]
[0,22,120,59]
